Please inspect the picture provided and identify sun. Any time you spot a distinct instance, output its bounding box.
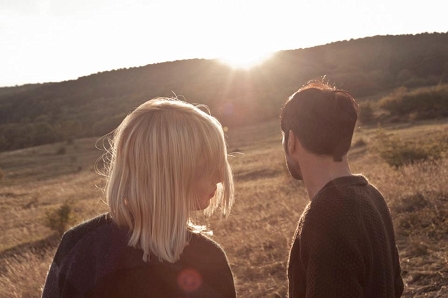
[217,50,273,69]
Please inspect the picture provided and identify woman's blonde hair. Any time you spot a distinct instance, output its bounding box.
[104,98,234,263]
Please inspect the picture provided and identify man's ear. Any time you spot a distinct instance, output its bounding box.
[288,130,297,155]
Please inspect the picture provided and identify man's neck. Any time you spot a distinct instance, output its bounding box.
[301,155,353,200]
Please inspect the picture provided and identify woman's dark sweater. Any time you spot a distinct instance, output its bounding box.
[42,213,236,298]
[288,175,404,298]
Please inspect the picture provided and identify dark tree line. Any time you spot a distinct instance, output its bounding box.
[1,32,448,151]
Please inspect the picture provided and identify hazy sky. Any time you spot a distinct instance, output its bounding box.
[1,0,446,87]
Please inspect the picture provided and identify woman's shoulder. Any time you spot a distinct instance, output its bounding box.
[65,212,112,234]
[183,232,229,263]
[188,232,224,250]
[60,213,113,246]
[55,213,130,264]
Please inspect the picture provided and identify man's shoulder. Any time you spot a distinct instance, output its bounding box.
[300,178,368,231]
[301,175,391,232]
[310,175,380,208]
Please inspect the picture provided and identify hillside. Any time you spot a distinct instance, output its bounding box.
[1,32,448,151]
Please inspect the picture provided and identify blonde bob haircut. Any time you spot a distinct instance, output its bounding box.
[105,98,234,263]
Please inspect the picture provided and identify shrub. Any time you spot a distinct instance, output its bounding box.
[374,128,442,168]
[379,84,448,120]
[382,144,429,168]
[352,138,367,148]
[358,102,375,124]
[390,192,428,213]
[392,191,448,239]
[56,146,66,155]
[44,202,76,236]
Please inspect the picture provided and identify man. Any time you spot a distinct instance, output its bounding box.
[280,80,404,297]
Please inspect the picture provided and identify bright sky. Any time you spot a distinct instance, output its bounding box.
[1,0,446,87]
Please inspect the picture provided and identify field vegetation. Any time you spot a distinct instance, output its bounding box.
[1,113,447,297]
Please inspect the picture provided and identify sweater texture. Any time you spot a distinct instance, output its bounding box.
[42,213,236,298]
[288,175,404,298]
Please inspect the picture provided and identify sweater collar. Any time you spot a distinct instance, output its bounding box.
[313,174,368,199]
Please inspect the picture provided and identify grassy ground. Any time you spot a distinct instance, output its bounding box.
[0,119,447,297]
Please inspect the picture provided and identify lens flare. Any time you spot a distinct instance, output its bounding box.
[177,268,202,293]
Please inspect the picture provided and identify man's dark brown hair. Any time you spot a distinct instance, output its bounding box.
[280,80,359,162]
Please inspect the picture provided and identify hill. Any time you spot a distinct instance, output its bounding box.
[1,32,448,151]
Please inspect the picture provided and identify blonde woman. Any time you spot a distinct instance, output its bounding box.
[42,98,236,297]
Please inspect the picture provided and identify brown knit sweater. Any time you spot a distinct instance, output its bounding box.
[288,175,404,298]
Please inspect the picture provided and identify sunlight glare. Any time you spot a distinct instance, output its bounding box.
[217,50,273,69]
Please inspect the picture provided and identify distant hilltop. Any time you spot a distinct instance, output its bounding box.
[1,32,447,151]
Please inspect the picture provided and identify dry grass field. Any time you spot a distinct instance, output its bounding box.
[0,119,447,297]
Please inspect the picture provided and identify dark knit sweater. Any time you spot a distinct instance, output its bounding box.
[42,213,236,298]
[288,175,404,298]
